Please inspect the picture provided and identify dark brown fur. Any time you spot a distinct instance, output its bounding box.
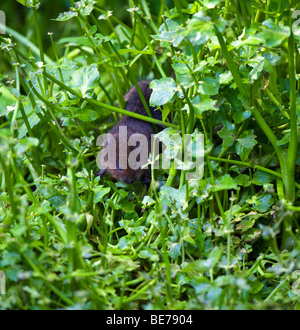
[99,81,162,184]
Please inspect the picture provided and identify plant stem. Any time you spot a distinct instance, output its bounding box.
[286,32,297,203]
[33,8,48,92]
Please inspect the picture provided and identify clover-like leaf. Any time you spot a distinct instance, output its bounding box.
[149,78,177,106]
[70,64,100,98]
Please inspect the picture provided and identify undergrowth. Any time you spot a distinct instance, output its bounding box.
[0,0,300,310]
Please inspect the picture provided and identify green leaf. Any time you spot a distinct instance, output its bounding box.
[169,243,182,259]
[277,133,290,146]
[235,174,251,187]
[18,111,40,139]
[185,12,219,46]
[218,71,233,85]
[75,0,96,16]
[55,1,96,21]
[251,193,274,213]
[218,124,236,150]
[236,219,256,233]
[249,279,264,294]
[117,199,135,213]
[252,171,274,186]
[139,248,159,261]
[236,130,257,161]
[231,36,262,49]
[55,11,78,21]
[0,86,17,116]
[149,78,177,106]
[69,64,100,98]
[192,95,218,114]
[74,109,99,122]
[182,246,223,272]
[211,174,237,192]
[243,228,262,244]
[258,19,290,47]
[247,56,274,82]
[16,0,40,8]
[198,77,220,95]
[199,0,222,9]
[117,49,155,56]
[172,62,195,87]
[92,186,110,203]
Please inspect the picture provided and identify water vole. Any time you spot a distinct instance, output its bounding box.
[98,80,162,184]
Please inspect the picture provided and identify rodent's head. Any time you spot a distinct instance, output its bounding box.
[101,131,146,184]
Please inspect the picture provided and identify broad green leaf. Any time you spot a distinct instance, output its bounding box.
[70,64,100,98]
[149,78,177,106]
[218,124,236,150]
[74,109,99,122]
[172,62,195,87]
[211,174,237,192]
[231,36,262,49]
[218,71,233,85]
[251,193,274,213]
[169,243,182,259]
[252,171,273,186]
[192,95,218,114]
[198,77,220,95]
[258,19,290,47]
[247,56,274,82]
[236,130,257,161]
[92,185,110,203]
[235,174,251,187]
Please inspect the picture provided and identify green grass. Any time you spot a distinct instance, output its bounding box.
[0,0,300,310]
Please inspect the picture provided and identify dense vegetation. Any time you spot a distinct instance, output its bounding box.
[0,0,300,310]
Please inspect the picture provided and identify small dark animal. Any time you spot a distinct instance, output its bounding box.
[97,80,162,184]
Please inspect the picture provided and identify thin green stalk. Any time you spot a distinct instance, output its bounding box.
[0,25,53,64]
[10,64,20,134]
[0,155,16,229]
[286,33,297,203]
[122,279,157,304]
[156,210,173,306]
[33,8,48,92]
[264,279,288,302]
[206,155,226,221]
[135,13,166,78]
[165,161,178,186]
[139,0,159,34]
